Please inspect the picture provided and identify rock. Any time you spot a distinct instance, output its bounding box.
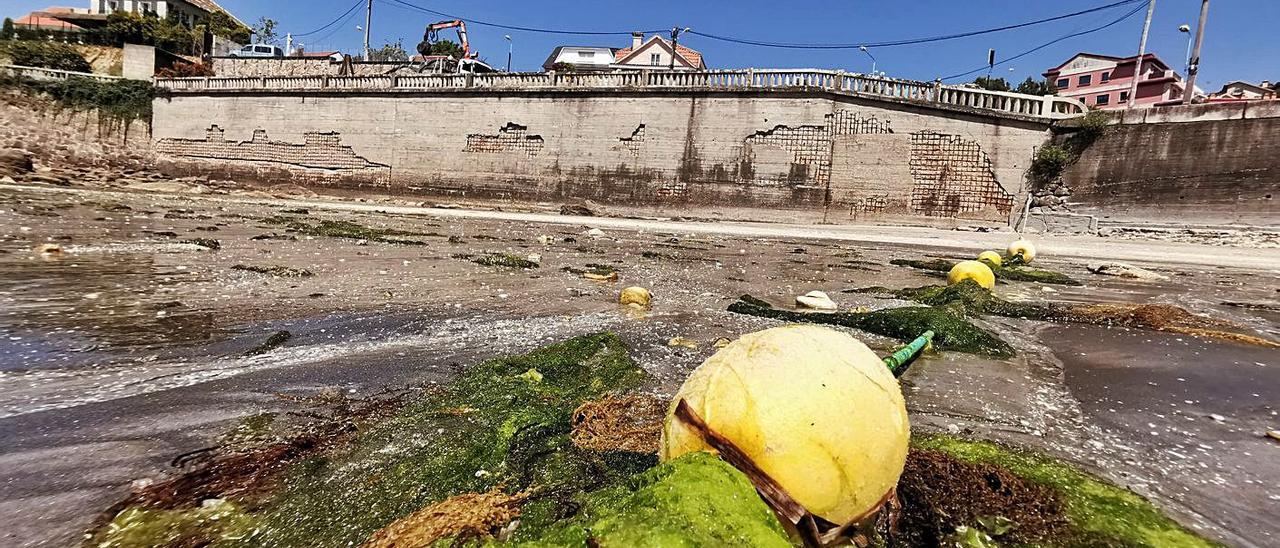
[0,175,13,184]
[1087,262,1169,281]
[795,290,838,311]
[0,150,33,177]
[537,235,553,246]
[583,271,618,282]
[560,204,595,216]
[586,228,606,238]
[619,286,651,309]
[1266,430,1280,442]
[1053,186,1071,197]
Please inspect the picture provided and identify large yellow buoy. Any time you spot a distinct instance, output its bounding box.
[948,260,996,289]
[977,250,1003,268]
[660,325,909,525]
[1007,239,1037,264]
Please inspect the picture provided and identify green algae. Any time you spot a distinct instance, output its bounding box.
[262,216,429,245]
[94,333,657,547]
[914,435,1217,548]
[515,451,792,547]
[230,264,314,278]
[728,294,1014,357]
[96,499,262,548]
[890,258,1081,286]
[459,252,541,269]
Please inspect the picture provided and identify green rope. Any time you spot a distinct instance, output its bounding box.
[883,330,934,377]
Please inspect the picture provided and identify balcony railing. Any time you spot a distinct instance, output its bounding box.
[155,69,1086,120]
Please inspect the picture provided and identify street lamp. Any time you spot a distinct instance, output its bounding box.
[858,45,877,76]
[1178,24,1192,74]
[504,35,512,72]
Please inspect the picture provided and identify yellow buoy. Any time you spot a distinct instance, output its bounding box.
[660,325,909,524]
[948,260,996,289]
[619,286,652,309]
[1007,239,1037,264]
[977,250,1003,268]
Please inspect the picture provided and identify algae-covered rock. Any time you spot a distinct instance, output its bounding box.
[891,258,1081,286]
[520,451,792,547]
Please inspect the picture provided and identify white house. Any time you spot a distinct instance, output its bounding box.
[542,32,707,73]
[88,0,245,28]
[541,46,619,72]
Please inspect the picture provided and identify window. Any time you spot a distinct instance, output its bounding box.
[1148,69,1166,79]
[650,53,661,66]
[1056,78,1069,89]
[108,1,119,11]
[1101,72,1110,82]
[1119,91,1129,102]
[578,51,595,59]
[1078,74,1092,86]
[1095,94,1110,106]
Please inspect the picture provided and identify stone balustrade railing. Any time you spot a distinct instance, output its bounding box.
[155,68,1085,120]
[1,64,125,83]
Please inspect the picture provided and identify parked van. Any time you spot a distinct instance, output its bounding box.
[228,44,285,58]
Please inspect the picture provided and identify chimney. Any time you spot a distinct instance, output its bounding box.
[631,32,643,50]
[1262,80,1272,88]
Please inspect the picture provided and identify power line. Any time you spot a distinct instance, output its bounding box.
[940,1,1149,82]
[294,0,365,38]
[379,0,664,36]
[307,5,366,48]
[686,0,1145,50]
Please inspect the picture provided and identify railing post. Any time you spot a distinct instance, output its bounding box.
[322,75,329,88]
[746,68,754,88]
[465,73,474,88]
[260,76,267,89]
[932,80,942,103]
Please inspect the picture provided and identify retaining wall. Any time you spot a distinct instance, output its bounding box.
[152,89,1050,224]
[1058,102,1280,227]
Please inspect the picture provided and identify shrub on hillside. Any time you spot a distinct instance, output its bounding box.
[0,41,91,72]
[156,61,214,78]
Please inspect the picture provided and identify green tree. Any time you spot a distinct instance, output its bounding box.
[418,39,462,58]
[2,18,15,40]
[200,11,251,44]
[1015,77,1057,96]
[368,39,409,62]
[105,11,155,45]
[251,17,279,45]
[972,76,1011,92]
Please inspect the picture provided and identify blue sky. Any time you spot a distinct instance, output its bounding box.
[9,1,1277,89]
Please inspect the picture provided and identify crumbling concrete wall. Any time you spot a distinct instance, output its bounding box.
[210,58,405,77]
[1057,103,1280,227]
[152,90,1050,224]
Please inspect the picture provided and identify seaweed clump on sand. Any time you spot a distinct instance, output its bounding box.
[263,216,430,245]
[906,436,1215,548]
[90,334,789,547]
[854,281,1279,348]
[891,258,1082,286]
[727,293,1014,358]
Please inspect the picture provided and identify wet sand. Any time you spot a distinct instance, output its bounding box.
[0,184,1277,547]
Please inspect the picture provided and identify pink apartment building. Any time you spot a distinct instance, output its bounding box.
[1044,53,1195,109]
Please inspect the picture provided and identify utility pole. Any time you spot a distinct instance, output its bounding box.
[504,35,512,72]
[1125,0,1156,109]
[668,27,689,71]
[1183,0,1209,105]
[362,0,373,61]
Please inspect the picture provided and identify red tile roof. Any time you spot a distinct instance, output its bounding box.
[615,36,705,69]
[14,13,84,32]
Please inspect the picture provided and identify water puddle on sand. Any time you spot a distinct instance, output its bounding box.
[0,306,620,418]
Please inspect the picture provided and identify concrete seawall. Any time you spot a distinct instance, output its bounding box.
[152,88,1051,225]
[1058,102,1280,227]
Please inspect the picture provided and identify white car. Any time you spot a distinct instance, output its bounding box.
[228,44,284,58]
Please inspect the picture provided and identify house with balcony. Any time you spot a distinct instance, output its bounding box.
[86,0,244,28]
[1044,52,1200,109]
